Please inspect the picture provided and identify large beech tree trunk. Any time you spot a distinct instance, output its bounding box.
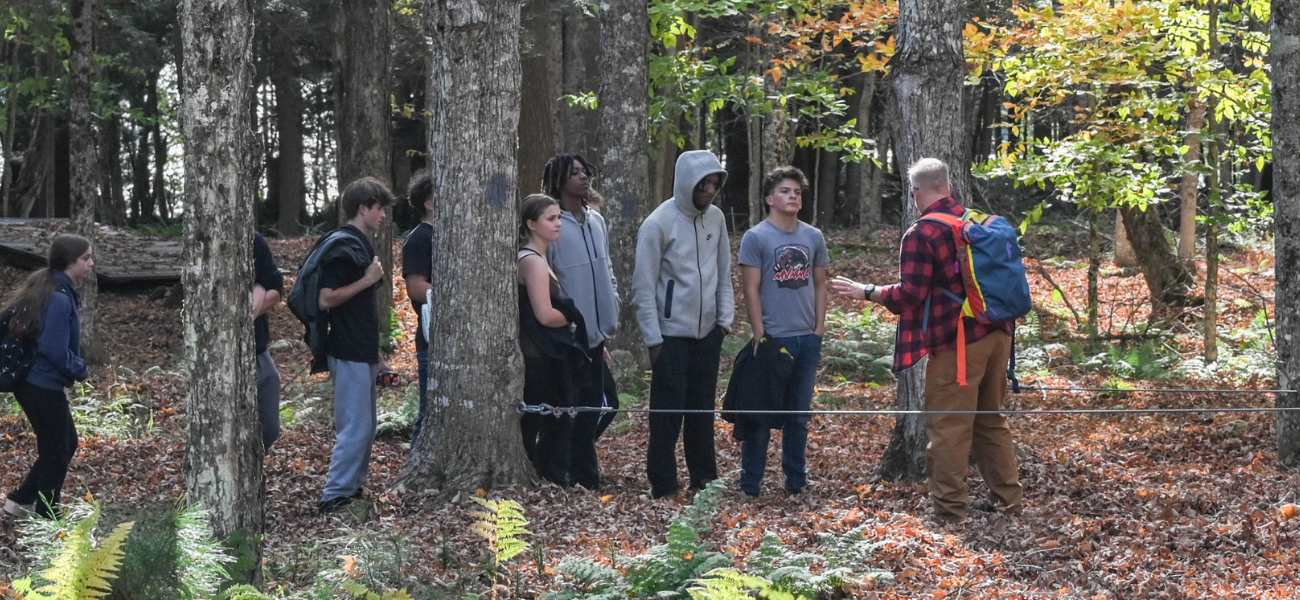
[399,0,533,493]
[876,0,972,482]
[1273,0,1300,467]
[180,0,263,583]
[332,0,393,334]
[69,0,106,366]
[597,0,650,362]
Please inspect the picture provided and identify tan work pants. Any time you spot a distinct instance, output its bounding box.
[924,330,1023,519]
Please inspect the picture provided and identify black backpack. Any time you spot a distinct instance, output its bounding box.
[0,305,37,393]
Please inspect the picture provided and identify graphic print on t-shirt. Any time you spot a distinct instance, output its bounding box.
[772,245,811,290]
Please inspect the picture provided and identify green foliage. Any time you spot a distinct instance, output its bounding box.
[219,584,276,600]
[820,309,894,384]
[744,529,893,598]
[622,483,734,596]
[339,580,414,600]
[12,502,134,600]
[1068,340,1183,381]
[546,559,629,600]
[68,368,158,439]
[687,570,802,600]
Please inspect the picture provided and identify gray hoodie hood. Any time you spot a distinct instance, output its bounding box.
[672,150,728,217]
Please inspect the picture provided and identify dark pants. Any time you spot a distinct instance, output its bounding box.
[647,326,725,498]
[739,334,822,495]
[521,355,574,486]
[568,343,604,489]
[8,382,78,518]
[594,362,619,440]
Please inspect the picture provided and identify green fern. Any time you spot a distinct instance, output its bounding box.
[469,496,532,566]
[623,478,734,598]
[13,502,134,600]
[686,570,802,600]
[543,558,629,600]
[171,503,236,600]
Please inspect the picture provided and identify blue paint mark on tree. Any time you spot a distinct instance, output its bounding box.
[487,174,509,208]
[620,196,638,220]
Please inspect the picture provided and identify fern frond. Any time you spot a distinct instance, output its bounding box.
[78,520,134,599]
[173,504,235,600]
[33,505,104,600]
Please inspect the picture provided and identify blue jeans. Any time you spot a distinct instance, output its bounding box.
[323,357,378,503]
[739,333,822,495]
[411,345,429,445]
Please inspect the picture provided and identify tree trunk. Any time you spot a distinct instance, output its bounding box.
[1,40,16,217]
[746,113,763,228]
[150,73,169,221]
[1178,103,1207,269]
[1113,210,1136,268]
[855,73,880,233]
[1119,204,1194,308]
[1271,0,1300,467]
[69,0,107,366]
[130,103,153,223]
[876,0,971,483]
[179,0,263,584]
[332,0,394,341]
[597,0,650,364]
[98,115,128,226]
[1204,1,1222,363]
[13,108,57,219]
[517,0,561,197]
[399,0,533,493]
[559,9,601,155]
[1087,210,1101,343]
[270,30,305,236]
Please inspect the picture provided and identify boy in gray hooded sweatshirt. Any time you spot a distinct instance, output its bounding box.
[633,150,735,499]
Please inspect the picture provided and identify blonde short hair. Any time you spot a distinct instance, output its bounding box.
[907,158,950,194]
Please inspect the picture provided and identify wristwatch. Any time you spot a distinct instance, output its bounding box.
[862,283,876,301]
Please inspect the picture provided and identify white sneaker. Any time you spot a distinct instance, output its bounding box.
[3,499,34,518]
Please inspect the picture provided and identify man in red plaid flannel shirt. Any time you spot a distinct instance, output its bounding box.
[832,158,1022,523]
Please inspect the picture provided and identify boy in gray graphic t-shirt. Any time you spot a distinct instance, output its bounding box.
[736,166,828,497]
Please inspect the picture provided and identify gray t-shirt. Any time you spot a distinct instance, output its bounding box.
[738,220,829,338]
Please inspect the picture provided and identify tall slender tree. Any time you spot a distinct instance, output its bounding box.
[179,0,263,582]
[332,0,393,334]
[69,0,106,365]
[876,0,971,482]
[1272,0,1300,467]
[399,0,533,493]
[597,0,650,361]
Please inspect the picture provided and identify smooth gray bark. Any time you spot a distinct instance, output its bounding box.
[180,0,263,583]
[400,0,534,493]
[1271,0,1300,466]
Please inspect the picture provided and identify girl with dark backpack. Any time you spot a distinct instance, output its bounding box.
[2,234,94,519]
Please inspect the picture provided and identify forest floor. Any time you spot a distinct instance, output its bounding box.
[1,221,1297,599]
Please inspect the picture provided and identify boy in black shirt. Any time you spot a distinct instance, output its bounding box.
[317,177,393,513]
[253,232,285,449]
[401,170,434,445]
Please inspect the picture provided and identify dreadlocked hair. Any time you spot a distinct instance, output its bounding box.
[541,154,598,207]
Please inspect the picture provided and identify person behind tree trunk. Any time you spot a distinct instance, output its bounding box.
[633,150,735,500]
[517,194,590,485]
[402,169,435,446]
[316,177,393,514]
[541,154,619,489]
[253,232,285,450]
[831,158,1022,523]
[3,234,94,519]
[737,167,828,497]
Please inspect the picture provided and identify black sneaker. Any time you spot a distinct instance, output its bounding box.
[317,496,353,514]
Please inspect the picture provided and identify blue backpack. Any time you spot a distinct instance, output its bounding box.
[920,211,1032,387]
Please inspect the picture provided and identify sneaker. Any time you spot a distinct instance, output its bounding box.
[3,499,34,518]
[317,496,353,514]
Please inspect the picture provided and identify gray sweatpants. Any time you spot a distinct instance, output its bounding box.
[322,357,378,503]
[256,351,281,449]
